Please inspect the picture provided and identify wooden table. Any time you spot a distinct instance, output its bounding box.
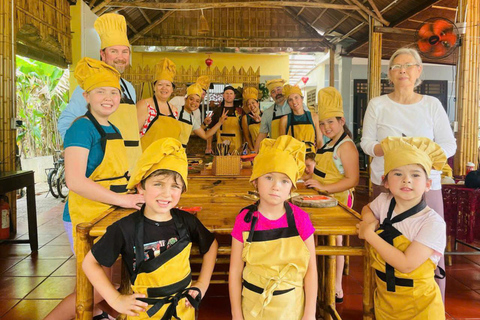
[75,179,371,320]
[0,171,38,251]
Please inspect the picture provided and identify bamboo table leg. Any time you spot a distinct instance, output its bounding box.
[324,235,337,320]
[363,243,375,320]
[76,222,94,320]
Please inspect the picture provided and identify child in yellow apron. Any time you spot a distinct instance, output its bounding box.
[138,58,183,151]
[229,135,317,320]
[357,136,447,320]
[241,87,263,152]
[83,138,218,319]
[45,57,145,320]
[279,84,322,153]
[304,86,359,303]
[177,83,228,148]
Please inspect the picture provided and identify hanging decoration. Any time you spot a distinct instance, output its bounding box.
[199,9,210,34]
[205,55,213,67]
[301,77,309,84]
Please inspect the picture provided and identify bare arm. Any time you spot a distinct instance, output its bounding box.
[304,141,359,194]
[361,204,379,224]
[83,251,148,317]
[65,147,144,209]
[242,116,254,151]
[193,109,228,140]
[312,112,323,149]
[136,99,149,132]
[357,220,434,273]
[229,238,245,320]
[254,132,268,153]
[187,239,218,305]
[302,235,317,320]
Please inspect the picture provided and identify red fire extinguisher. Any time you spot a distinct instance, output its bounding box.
[0,195,10,239]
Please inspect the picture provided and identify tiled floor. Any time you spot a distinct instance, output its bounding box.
[1,188,480,319]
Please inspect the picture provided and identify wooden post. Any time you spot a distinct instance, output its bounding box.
[0,0,17,227]
[363,243,375,320]
[329,47,335,87]
[76,223,94,320]
[324,235,336,320]
[454,0,480,175]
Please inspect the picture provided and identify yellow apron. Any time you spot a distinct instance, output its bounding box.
[69,111,129,251]
[246,112,262,146]
[141,97,182,151]
[131,211,200,320]
[313,132,353,206]
[216,106,242,153]
[371,198,445,320]
[241,202,310,320]
[108,78,142,173]
[270,104,283,140]
[286,111,316,152]
[177,106,194,149]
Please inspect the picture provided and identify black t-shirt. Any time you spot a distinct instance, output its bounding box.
[208,101,242,128]
[91,208,215,277]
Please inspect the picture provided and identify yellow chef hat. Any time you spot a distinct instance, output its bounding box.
[94,13,130,49]
[127,138,188,190]
[266,79,286,92]
[196,75,210,91]
[243,87,259,102]
[283,84,303,99]
[318,86,343,121]
[250,135,306,188]
[381,136,447,177]
[74,57,121,92]
[155,58,176,83]
[187,83,203,97]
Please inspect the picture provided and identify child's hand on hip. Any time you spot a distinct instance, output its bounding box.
[356,219,379,239]
[186,281,207,308]
[110,293,148,317]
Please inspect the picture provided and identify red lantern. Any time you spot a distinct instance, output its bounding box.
[205,57,213,67]
[301,76,309,84]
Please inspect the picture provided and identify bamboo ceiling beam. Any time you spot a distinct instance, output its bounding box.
[139,8,152,24]
[283,7,332,48]
[350,0,389,25]
[143,34,327,42]
[107,1,360,11]
[89,0,99,9]
[343,0,369,21]
[311,0,336,25]
[129,0,188,44]
[373,26,415,36]
[296,0,310,16]
[125,18,138,34]
[324,15,350,36]
[366,0,385,23]
[92,0,113,14]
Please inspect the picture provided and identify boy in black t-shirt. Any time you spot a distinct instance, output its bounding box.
[82,138,218,319]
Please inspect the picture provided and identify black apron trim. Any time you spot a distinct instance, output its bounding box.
[138,287,202,319]
[124,140,140,147]
[220,133,236,137]
[375,270,414,288]
[94,171,129,183]
[146,273,192,297]
[316,131,348,155]
[84,111,123,153]
[178,107,193,125]
[131,209,191,284]
[243,279,295,296]
[244,202,299,242]
[144,97,176,134]
[378,198,427,292]
[109,184,127,193]
[287,111,316,142]
[246,112,262,126]
[435,266,446,280]
[120,78,135,104]
[313,168,326,178]
[272,104,283,121]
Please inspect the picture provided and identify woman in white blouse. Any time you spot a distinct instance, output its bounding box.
[360,47,456,301]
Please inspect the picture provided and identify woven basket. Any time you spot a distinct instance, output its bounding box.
[212,156,241,175]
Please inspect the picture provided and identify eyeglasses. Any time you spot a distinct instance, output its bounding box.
[390,63,419,71]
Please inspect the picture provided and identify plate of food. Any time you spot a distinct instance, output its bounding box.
[291,194,338,208]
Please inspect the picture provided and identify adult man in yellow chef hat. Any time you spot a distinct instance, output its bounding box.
[58,13,141,172]
[254,79,310,153]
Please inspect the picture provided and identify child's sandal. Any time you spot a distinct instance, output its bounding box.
[335,291,344,304]
[93,311,110,320]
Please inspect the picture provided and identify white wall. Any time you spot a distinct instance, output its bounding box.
[81,1,102,59]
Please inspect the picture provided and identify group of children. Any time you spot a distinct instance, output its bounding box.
[45,55,447,320]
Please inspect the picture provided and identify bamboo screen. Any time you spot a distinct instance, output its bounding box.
[15,0,72,67]
[123,65,260,101]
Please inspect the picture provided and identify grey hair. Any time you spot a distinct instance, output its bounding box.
[388,47,423,87]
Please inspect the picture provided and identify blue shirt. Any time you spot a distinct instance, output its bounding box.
[62,118,118,222]
[259,100,309,134]
[58,78,136,141]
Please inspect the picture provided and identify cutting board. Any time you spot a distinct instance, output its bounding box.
[291,195,338,208]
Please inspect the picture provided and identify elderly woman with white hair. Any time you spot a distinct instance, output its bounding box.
[360,47,456,301]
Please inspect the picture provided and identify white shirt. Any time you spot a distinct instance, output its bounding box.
[178,106,201,131]
[360,94,456,190]
[370,193,446,265]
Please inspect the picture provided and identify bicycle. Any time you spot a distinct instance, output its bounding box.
[45,150,68,199]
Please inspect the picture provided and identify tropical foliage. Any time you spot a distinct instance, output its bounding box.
[16,56,69,158]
